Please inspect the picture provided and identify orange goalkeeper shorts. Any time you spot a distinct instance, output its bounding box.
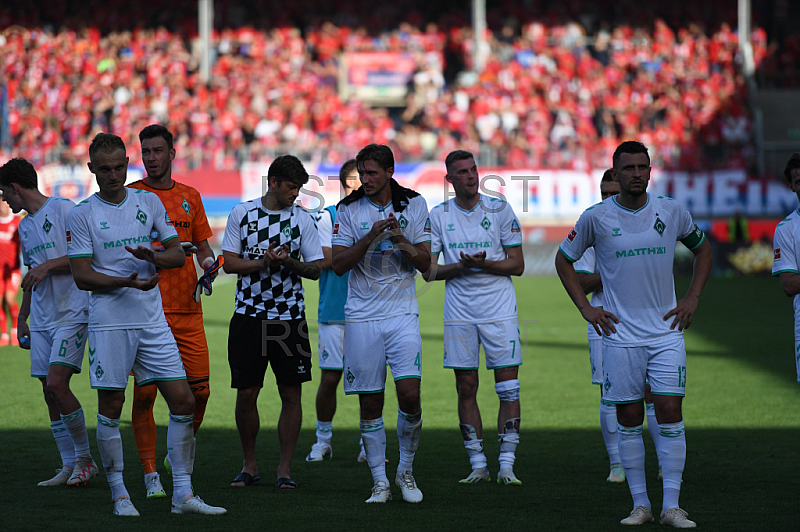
[165,312,210,380]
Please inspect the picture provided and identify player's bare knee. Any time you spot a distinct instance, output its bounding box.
[495,379,520,402]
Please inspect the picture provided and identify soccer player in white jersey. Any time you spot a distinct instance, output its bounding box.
[305,159,363,462]
[331,143,431,504]
[772,153,800,384]
[555,141,712,528]
[424,150,525,485]
[67,133,226,517]
[0,158,97,487]
[222,154,322,490]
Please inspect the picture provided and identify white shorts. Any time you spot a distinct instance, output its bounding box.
[343,314,421,394]
[588,336,603,385]
[443,320,522,370]
[88,326,186,390]
[601,336,687,403]
[318,322,345,370]
[30,324,88,378]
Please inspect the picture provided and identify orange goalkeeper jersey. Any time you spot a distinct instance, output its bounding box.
[127,179,213,314]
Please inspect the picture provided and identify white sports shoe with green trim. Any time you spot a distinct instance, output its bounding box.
[459,468,490,484]
[146,474,166,498]
[306,442,332,461]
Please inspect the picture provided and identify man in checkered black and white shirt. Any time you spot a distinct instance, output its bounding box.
[222,155,323,490]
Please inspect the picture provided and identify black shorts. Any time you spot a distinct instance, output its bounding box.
[228,313,313,388]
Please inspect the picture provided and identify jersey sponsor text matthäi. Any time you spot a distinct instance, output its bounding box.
[66,189,178,331]
[331,195,430,321]
[21,197,89,330]
[559,193,705,346]
[429,194,521,323]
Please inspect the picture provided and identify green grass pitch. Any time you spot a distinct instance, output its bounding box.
[1,274,798,531]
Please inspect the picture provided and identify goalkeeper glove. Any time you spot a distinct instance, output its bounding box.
[192,256,225,303]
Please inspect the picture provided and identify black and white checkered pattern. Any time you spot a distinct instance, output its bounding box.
[235,204,305,319]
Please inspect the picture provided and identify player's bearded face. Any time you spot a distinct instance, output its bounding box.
[359,160,391,199]
[615,152,650,197]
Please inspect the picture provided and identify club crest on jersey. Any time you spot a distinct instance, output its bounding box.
[653,217,665,236]
[511,220,521,233]
[481,216,491,231]
[182,198,191,214]
[398,215,408,230]
[136,208,147,226]
[567,228,577,242]
[42,216,53,234]
[775,248,781,261]
[346,369,355,386]
[282,224,292,239]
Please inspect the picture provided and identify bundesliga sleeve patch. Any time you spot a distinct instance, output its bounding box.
[332,223,339,236]
[66,230,72,244]
[424,218,431,233]
[567,228,577,243]
[775,248,781,261]
[511,220,521,233]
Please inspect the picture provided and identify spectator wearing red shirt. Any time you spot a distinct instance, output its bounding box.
[0,200,21,346]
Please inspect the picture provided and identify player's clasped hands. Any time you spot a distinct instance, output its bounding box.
[262,241,290,268]
[459,250,486,270]
[582,305,619,336]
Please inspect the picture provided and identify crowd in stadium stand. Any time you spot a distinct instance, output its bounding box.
[0,1,783,173]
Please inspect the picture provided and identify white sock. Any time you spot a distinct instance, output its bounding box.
[360,418,388,484]
[600,401,620,465]
[62,407,92,459]
[167,413,195,503]
[659,421,686,510]
[315,420,333,446]
[144,471,159,484]
[396,409,422,474]
[51,420,75,468]
[645,402,660,465]
[96,414,128,501]
[618,424,650,510]
[460,424,487,471]
[498,417,520,472]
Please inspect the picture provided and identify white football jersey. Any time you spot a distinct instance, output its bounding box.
[66,189,178,331]
[559,194,704,346]
[429,195,522,323]
[573,246,603,338]
[772,209,800,335]
[331,194,430,321]
[20,197,89,331]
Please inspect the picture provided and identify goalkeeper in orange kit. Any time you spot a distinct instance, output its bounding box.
[127,125,221,498]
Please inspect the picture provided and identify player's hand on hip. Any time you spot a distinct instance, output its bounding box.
[126,272,161,291]
[126,245,156,263]
[663,296,698,331]
[581,305,619,336]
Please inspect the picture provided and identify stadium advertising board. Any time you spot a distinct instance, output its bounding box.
[338,52,441,106]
